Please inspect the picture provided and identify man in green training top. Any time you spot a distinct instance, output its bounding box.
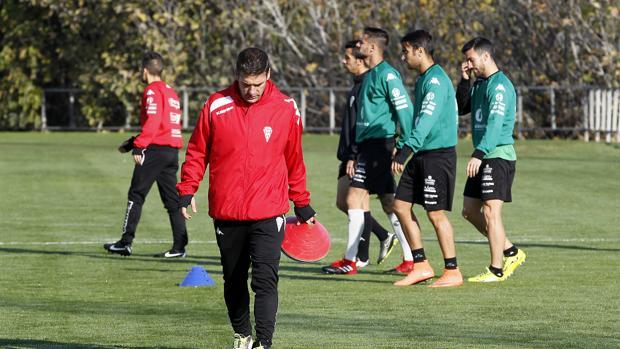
[322,27,414,275]
[390,30,462,288]
[457,37,526,283]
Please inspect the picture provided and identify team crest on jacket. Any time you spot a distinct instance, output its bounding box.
[263,126,273,142]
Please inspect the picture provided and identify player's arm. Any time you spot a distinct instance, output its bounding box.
[387,75,414,151]
[345,109,359,178]
[473,87,514,160]
[395,82,446,168]
[132,88,163,164]
[176,103,212,219]
[456,62,472,115]
[283,100,316,224]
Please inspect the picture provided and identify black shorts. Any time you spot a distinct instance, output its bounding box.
[463,158,516,202]
[350,138,396,195]
[395,147,456,211]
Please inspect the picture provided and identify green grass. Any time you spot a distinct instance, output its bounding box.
[0,132,619,349]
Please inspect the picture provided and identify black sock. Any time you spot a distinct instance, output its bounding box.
[369,214,389,241]
[444,257,457,269]
[503,245,518,257]
[489,265,503,277]
[356,212,372,262]
[412,248,426,263]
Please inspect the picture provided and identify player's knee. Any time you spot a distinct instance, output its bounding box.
[392,200,409,216]
[461,208,469,219]
[482,204,500,221]
[427,210,446,225]
[335,197,348,213]
[462,207,474,221]
[127,193,144,206]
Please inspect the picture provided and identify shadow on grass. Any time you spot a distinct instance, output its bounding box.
[0,338,185,349]
[457,240,620,252]
[0,246,222,266]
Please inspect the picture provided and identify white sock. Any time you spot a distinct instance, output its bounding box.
[388,213,413,261]
[345,209,365,261]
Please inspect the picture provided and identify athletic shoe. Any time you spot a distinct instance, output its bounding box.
[356,258,369,269]
[503,249,526,278]
[232,333,253,349]
[322,259,357,275]
[324,258,346,269]
[387,260,414,274]
[252,342,270,349]
[428,268,463,288]
[103,241,132,256]
[153,249,187,258]
[393,260,435,286]
[377,233,397,265]
[468,267,507,283]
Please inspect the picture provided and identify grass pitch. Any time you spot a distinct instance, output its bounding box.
[0,133,618,348]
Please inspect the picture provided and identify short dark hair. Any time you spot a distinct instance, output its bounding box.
[462,37,494,58]
[236,47,270,76]
[142,51,164,76]
[401,30,434,57]
[363,27,389,49]
[344,40,365,60]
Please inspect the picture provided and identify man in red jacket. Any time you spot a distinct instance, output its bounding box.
[103,51,188,258]
[177,48,316,349]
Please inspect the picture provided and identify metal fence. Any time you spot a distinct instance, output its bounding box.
[39,85,620,142]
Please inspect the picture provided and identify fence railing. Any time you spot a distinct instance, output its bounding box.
[39,85,620,142]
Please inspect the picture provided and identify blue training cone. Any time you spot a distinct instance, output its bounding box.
[179,265,216,287]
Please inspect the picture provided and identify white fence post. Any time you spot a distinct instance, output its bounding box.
[329,88,335,135]
[517,88,524,140]
[182,87,189,130]
[605,90,612,143]
[595,90,602,142]
[614,89,620,143]
[300,88,307,128]
[549,87,556,130]
[41,91,48,131]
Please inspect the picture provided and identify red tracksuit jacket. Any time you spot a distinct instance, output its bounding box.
[177,80,311,221]
[134,81,183,149]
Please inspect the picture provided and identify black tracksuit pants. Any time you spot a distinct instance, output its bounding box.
[120,145,188,251]
[214,216,285,346]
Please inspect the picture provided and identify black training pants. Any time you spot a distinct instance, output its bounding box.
[120,145,188,250]
[214,216,285,346]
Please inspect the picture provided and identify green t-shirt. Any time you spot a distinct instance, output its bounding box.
[408,64,458,153]
[356,61,413,150]
[470,71,517,160]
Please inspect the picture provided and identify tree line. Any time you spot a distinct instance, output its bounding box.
[1,0,618,130]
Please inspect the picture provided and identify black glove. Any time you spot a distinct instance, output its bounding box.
[118,136,136,153]
[294,205,316,223]
[179,195,193,209]
[131,147,144,155]
[394,145,413,165]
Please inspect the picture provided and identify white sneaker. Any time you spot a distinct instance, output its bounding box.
[232,333,253,349]
[356,258,369,268]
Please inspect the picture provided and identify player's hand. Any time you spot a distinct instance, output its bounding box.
[346,160,356,179]
[391,161,404,174]
[118,136,135,153]
[300,216,316,225]
[461,62,471,80]
[181,196,197,220]
[294,205,316,225]
[466,157,482,178]
[133,154,143,165]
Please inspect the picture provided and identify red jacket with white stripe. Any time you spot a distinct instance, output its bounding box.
[133,81,183,149]
[177,80,311,221]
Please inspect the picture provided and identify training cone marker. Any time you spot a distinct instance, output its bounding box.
[179,265,215,287]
